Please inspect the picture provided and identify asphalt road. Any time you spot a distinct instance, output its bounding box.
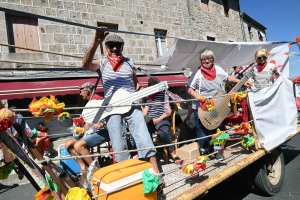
[1,134,300,200]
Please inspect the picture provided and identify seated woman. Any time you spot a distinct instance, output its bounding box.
[143,77,184,165]
[170,103,187,143]
[65,82,109,172]
[250,49,279,90]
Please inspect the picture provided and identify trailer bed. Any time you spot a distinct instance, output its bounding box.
[158,145,250,200]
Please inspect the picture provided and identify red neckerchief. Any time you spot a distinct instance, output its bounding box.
[149,93,158,102]
[257,63,267,72]
[107,55,125,72]
[200,65,216,80]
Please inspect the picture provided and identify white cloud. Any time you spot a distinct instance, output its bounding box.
[289,52,300,57]
[290,59,300,65]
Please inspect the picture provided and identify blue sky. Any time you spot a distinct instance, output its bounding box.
[240,0,300,77]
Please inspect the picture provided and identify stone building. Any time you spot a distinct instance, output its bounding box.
[0,0,268,140]
[0,0,266,68]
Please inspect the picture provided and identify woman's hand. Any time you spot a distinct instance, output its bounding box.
[244,80,253,87]
[77,129,85,136]
[184,114,191,122]
[153,118,161,125]
[93,122,104,130]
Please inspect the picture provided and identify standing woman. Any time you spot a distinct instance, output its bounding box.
[251,49,278,90]
[187,50,252,160]
[36,122,50,156]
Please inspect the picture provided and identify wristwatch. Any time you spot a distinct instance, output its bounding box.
[159,117,163,122]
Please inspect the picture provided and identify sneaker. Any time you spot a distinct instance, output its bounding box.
[215,150,225,161]
[200,151,209,156]
[44,151,51,157]
[157,175,165,194]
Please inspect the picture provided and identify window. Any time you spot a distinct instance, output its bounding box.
[222,0,230,18]
[6,15,40,53]
[207,36,215,41]
[154,29,167,56]
[201,0,209,11]
[248,25,253,40]
[97,22,118,54]
[258,31,264,41]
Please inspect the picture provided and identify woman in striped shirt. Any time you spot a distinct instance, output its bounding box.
[143,77,184,165]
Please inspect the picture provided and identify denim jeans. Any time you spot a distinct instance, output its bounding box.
[147,119,174,151]
[82,129,110,149]
[193,110,211,152]
[107,106,156,162]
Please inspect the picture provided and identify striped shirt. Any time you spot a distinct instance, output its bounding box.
[146,92,167,118]
[99,58,136,98]
[188,65,228,110]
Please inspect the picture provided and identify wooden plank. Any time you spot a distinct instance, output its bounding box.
[11,16,26,53]
[23,17,40,52]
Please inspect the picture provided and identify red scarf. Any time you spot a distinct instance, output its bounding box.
[107,55,125,72]
[149,93,158,102]
[200,65,216,80]
[257,63,267,72]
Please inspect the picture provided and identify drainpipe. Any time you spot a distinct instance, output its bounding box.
[187,0,195,39]
[238,0,246,42]
[240,13,247,42]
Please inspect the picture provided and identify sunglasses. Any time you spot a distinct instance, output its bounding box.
[257,56,267,60]
[78,87,85,90]
[106,43,122,49]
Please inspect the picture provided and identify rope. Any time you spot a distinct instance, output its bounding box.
[0,42,84,59]
[0,60,79,68]
[0,8,179,40]
[35,120,253,163]
[12,90,255,112]
[0,42,149,66]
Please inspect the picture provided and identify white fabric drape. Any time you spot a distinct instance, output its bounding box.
[149,39,279,71]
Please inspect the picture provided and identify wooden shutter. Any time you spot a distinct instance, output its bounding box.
[6,15,40,53]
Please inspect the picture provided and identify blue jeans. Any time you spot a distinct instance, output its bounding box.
[147,119,174,151]
[193,110,210,152]
[107,106,156,162]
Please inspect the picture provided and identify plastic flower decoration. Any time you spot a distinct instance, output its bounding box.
[34,186,56,200]
[142,169,159,194]
[58,112,71,122]
[233,122,251,134]
[295,36,300,50]
[292,76,300,84]
[230,92,247,104]
[182,156,210,175]
[199,96,216,111]
[241,134,256,147]
[210,129,230,146]
[28,95,65,122]
[0,108,16,132]
[0,161,15,180]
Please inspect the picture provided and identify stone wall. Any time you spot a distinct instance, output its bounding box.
[0,0,265,68]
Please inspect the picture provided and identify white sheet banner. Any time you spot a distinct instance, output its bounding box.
[249,76,297,151]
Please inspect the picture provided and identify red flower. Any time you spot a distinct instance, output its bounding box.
[0,119,12,132]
